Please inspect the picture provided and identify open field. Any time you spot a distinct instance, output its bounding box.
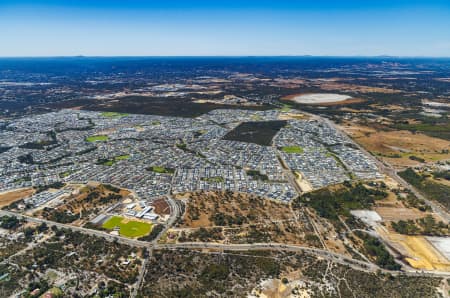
[341,123,450,167]
[0,188,35,208]
[374,207,426,221]
[86,135,109,142]
[102,215,152,238]
[278,78,401,94]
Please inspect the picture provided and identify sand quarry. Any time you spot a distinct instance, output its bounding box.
[376,226,450,272]
[286,93,352,104]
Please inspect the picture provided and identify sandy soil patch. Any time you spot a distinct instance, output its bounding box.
[294,171,313,192]
[0,188,35,208]
[422,99,450,108]
[427,236,450,260]
[278,112,309,120]
[400,236,450,271]
[251,278,297,298]
[339,107,374,113]
[378,227,450,271]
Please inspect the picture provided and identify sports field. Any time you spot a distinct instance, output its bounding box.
[102,216,152,238]
[86,135,109,142]
[281,146,304,154]
[101,112,129,118]
[149,166,174,174]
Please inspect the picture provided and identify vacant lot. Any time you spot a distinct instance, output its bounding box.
[375,207,425,221]
[179,191,293,228]
[152,198,171,215]
[341,123,450,167]
[0,188,35,208]
[103,215,152,238]
[173,191,312,245]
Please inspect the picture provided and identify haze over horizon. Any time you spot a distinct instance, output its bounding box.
[1,0,450,57]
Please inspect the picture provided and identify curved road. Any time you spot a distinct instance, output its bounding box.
[2,209,450,279]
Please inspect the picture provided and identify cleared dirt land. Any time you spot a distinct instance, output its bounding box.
[375,207,426,221]
[382,231,450,271]
[152,197,171,215]
[0,188,35,208]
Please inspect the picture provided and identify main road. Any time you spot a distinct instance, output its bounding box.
[2,209,450,279]
[320,116,450,222]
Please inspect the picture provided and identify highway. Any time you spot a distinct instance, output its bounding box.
[156,242,378,272]
[321,117,450,222]
[0,209,150,248]
[155,242,450,277]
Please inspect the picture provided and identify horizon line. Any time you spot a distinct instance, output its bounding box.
[1,55,450,59]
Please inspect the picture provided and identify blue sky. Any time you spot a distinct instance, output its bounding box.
[1,0,450,56]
